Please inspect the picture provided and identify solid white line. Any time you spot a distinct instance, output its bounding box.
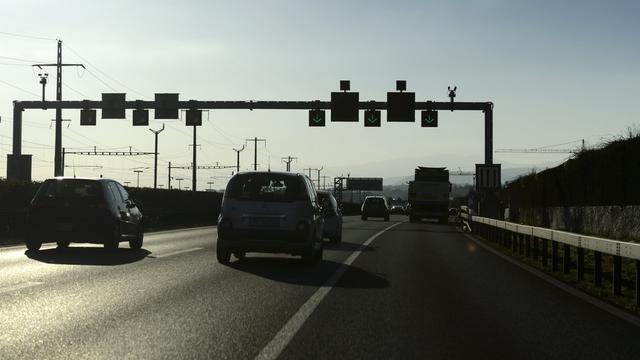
[154,247,204,258]
[255,221,405,360]
[0,281,44,294]
[459,229,640,328]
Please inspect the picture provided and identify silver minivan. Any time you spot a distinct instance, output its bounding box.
[216,171,324,265]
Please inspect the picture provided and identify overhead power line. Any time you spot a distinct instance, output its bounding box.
[0,31,56,41]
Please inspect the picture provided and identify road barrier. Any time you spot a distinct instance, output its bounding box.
[463,211,640,306]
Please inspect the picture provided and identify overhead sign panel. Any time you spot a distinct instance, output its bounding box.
[421,110,438,127]
[132,109,149,126]
[364,110,381,127]
[80,109,97,126]
[185,109,202,126]
[101,93,126,119]
[386,92,415,122]
[346,177,383,191]
[308,109,326,127]
[475,164,501,191]
[154,93,179,119]
[330,92,359,122]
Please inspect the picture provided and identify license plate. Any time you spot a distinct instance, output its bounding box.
[56,223,73,231]
[248,217,279,228]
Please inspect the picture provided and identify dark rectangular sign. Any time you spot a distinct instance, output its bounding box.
[346,177,383,191]
[155,93,179,119]
[421,110,438,127]
[185,109,202,126]
[101,93,126,119]
[331,92,359,122]
[475,164,501,190]
[387,92,415,122]
[308,109,326,127]
[80,109,97,126]
[132,109,149,126]
[364,110,381,127]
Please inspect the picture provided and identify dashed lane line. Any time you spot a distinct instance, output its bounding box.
[254,221,405,360]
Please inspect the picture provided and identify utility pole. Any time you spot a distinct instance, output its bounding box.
[134,170,143,188]
[316,166,323,190]
[207,181,214,191]
[321,175,331,190]
[281,156,297,172]
[232,145,245,174]
[245,137,266,171]
[124,181,131,187]
[191,125,198,192]
[37,72,48,103]
[168,161,171,189]
[33,39,85,177]
[176,178,184,190]
[149,123,165,189]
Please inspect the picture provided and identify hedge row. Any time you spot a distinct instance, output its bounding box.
[506,136,640,208]
[0,180,222,237]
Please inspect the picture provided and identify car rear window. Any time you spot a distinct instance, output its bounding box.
[38,179,102,199]
[365,198,385,205]
[225,174,305,202]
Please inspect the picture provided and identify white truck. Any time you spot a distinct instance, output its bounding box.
[408,167,451,223]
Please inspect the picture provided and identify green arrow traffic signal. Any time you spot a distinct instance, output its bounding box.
[364,110,381,127]
[308,110,326,127]
[421,110,438,127]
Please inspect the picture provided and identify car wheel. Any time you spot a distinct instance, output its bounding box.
[233,251,246,260]
[217,239,231,264]
[105,224,120,250]
[56,240,70,249]
[26,236,42,252]
[129,225,144,250]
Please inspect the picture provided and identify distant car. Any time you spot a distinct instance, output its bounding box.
[317,191,343,244]
[25,177,144,251]
[361,196,390,221]
[216,171,324,265]
[390,205,405,215]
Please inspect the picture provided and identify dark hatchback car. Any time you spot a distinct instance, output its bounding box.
[26,177,144,251]
[361,196,390,221]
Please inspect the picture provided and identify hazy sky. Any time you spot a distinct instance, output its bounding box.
[1,0,638,189]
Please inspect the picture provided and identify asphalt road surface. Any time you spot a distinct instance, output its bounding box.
[1,216,639,359]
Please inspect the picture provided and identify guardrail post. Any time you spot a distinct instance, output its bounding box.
[542,238,548,267]
[552,241,559,272]
[594,251,602,287]
[613,255,622,296]
[577,247,585,281]
[518,234,524,256]
[563,244,571,274]
[511,231,517,253]
[636,260,640,305]
[533,236,539,260]
[525,235,531,258]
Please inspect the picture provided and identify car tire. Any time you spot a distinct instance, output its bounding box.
[56,240,70,249]
[233,251,246,260]
[217,240,231,264]
[129,225,144,250]
[26,236,42,252]
[105,224,121,251]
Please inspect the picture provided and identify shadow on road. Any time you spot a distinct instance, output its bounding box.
[25,247,151,265]
[229,257,389,289]
[324,241,375,252]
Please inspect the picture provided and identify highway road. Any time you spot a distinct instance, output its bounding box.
[1,216,640,359]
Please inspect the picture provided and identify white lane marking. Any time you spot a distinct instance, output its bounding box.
[0,281,44,294]
[154,247,204,258]
[458,229,640,328]
[255,221,405,360]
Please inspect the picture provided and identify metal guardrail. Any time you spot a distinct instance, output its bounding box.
[464,212,640,305]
